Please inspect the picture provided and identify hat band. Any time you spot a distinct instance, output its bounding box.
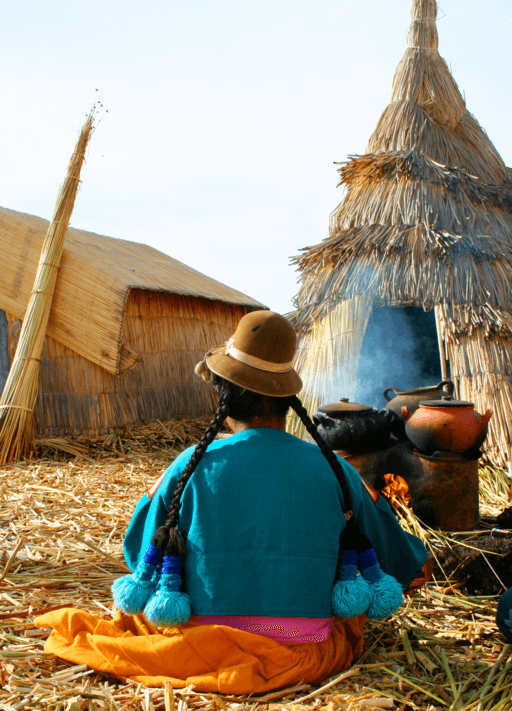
[227,343,294,373]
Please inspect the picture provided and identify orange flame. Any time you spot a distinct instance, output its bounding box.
[381,473,412,511]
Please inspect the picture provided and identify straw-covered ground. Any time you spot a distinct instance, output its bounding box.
[1,418,512,711]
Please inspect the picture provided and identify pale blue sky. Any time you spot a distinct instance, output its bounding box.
[2,0,511,313]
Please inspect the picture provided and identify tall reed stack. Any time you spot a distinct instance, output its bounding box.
[290,0,512,467]
[0,112,95,463]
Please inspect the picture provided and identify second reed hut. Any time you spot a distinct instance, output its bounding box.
[0,207,263,436]
[291,0,512,467]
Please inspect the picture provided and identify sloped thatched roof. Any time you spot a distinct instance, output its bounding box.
[0,206,263,375]
[290,0,512,465]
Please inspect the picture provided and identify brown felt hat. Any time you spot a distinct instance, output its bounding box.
[195,310,302,397]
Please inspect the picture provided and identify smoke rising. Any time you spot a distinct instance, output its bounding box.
[353,306,442,409]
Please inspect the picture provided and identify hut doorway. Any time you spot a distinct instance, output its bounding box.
[0,310,9,395]
[354,306,442,409]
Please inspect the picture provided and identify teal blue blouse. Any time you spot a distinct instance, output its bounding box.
[124,428,427,618]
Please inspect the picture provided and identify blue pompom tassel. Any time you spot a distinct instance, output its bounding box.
[143,555,192,626]
[112,563,159,614]
[332,576,372,618]
[365,571,404,619]
[359,549,403,619]
[144,588,192,626]
[112,544,162,615]
[331,549,372,618]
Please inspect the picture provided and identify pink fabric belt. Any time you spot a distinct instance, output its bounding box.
[192,615,334,644]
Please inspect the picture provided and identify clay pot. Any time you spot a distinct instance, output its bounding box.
[383,380,455,440]
[402,399,492,453]
[383,380,454,421]
[313,398,394,454]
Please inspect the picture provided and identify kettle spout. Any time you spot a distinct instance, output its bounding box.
[482,409,493,426]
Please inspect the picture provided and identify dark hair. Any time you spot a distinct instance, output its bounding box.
[211,373,292,421]
[151,376,353,556]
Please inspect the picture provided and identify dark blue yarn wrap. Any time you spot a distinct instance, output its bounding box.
[341,549,358,567]
[143,543,163,567]
[162,555,182,575]
[359,548,378,571]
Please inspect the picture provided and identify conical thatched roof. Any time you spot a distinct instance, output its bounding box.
[290,0,512,466]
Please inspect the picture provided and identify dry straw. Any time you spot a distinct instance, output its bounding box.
[0,112,95,463]
[290,0,512,467]
[1,419,511,710]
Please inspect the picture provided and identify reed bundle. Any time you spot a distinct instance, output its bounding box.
[1,425,512,710]
[290,0,512,466]
[0,113,94,463]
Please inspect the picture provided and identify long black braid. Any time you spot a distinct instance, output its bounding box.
[152,376,354,558]
[150,393,231,557]
[288,396,354,515]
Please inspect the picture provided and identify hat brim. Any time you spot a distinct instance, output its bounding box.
[206,347,302,397]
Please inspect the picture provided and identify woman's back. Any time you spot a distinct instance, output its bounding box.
[125,428,345,618]
[124,426,427,621]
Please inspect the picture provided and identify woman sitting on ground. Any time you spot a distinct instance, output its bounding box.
[37,311,430,694]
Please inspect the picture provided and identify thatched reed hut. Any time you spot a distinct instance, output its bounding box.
[0,206,263,436]
[291,0,512,467]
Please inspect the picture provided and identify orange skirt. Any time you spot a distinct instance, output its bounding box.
[35,609,365,694]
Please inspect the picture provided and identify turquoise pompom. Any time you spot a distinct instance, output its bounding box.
[143,556,191,626]
[365,571,404,619]
[144,589,192,626]
[112,558,160,615]
[358,548,403,619]
[331,575,372,618]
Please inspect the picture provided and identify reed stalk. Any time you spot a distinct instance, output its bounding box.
[0,111,95,463]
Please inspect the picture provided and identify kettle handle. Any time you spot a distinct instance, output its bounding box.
[440,380,455,396]
[401,406,411,422]
[312,414,324,427]
[383,387,398,402]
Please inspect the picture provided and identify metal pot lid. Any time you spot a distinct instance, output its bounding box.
[318,398,374,415]
[419,399,474,408]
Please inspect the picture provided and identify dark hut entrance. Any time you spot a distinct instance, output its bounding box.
[354,306,441,409]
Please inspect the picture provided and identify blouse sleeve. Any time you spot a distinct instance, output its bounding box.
[123,447,193,572]
[337,456,428,589]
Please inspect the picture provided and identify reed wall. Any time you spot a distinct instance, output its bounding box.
[440,324,512,468]
[6,290,247,436]
[288,297,373,438]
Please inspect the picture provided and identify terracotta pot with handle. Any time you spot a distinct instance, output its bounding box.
[383,379,454,422]
[402,399,492,454]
